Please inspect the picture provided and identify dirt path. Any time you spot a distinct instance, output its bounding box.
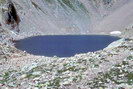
[92,0,133,34]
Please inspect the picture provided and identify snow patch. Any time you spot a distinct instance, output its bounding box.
[110,31,121,35]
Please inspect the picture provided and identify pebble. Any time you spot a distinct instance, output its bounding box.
[32,71,42,75]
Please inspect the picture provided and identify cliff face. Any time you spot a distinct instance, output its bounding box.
[0,0,128,37]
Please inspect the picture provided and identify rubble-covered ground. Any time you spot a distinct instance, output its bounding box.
[0,0,133,89]
[0,26,133,89]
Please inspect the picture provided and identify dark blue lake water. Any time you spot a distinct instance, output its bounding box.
[15,35,120,57]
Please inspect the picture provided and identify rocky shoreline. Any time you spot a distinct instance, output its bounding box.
[0,26,133,89]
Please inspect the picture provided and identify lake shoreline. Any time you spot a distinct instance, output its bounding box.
[0,26,133,88]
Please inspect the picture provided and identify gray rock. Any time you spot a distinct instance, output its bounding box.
[105,38,124,49]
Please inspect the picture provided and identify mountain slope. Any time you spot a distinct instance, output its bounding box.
[92,0,133,34]
[9,0,128,36]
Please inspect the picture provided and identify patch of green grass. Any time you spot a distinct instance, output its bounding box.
[25,73,40,79]
[57,65,78,73]
[57,0,76,11]
[31,1,47,14]
[0,0,6,4]
[126,72,133,85]
[44,0,53,4]
[127,56,133,60]
[43,0,89,15]
[88,60,133,88]
[78,2,89,14]
[35,77,61,89]
[0,70,17,86]
[61,0,75,11]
